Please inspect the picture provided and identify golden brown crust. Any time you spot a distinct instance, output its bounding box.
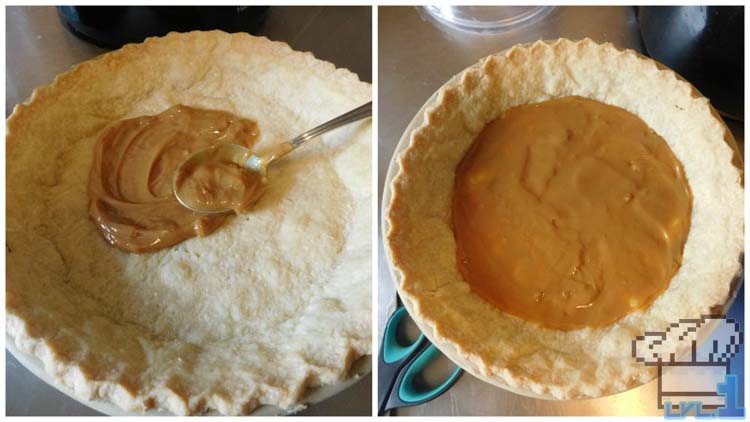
[385,38,743,399]
[7,30,371,415]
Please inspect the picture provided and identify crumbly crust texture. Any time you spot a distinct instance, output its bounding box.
[385,38,743,399]
[7,31,371,415]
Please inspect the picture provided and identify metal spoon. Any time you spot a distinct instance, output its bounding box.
[173,101,372,215]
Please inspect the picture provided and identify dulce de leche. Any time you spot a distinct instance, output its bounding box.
[451,96,692,330]
[89,105,259,253]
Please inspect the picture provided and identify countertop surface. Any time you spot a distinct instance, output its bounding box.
[6,5,371,416]
[378,6,744,416]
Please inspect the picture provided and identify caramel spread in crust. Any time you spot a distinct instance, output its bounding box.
[89,105,259,253]
[451,96,692,330]
[174,147,265,213]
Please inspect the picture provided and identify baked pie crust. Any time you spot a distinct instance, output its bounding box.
[7,31,371,415]
[385,38,742,399]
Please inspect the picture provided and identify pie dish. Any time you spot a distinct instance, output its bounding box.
[385,38,743,399]
[7,30,371,415]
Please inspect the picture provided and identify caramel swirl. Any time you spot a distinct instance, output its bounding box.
[452,96,692,330]
[89,105,259,253]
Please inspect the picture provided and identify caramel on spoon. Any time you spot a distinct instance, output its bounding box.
[173,102,372,215]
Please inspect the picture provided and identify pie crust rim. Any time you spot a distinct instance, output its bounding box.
[5,336,372,416]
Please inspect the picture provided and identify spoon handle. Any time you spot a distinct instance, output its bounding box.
[290,101,372,148]
[257,102,372,167]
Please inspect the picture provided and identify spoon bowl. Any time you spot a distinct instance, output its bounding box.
[172,101,372,215]
[173,143,267,215]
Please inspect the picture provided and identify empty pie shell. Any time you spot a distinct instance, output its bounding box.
[7,31,372,415]
[385,38,742,399]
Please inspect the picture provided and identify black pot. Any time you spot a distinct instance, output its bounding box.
[638,6,744,121]
[57,6,269,49]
